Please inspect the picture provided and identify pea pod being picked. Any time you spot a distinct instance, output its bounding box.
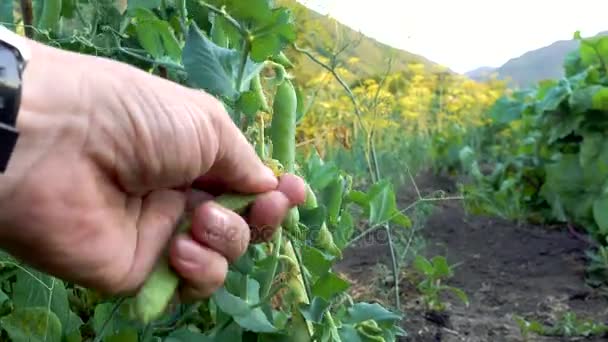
[132,193,258,324]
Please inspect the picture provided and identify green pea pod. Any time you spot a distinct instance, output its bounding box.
[38,0,62,33]
[301,183,342,257]
[270,79,297,173]
[325,175,345,226]
[252,74,270,113]
[356,320,385,341]
[316,223,341,257]
[283,207,302,239]
[272,51,294,68]
[302,183,318,209]
[133,193,257,323]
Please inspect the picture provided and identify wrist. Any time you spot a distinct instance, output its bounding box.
[0,35,93,205]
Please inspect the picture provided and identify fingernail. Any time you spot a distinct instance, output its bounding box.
[205,203,230,237]
[262,166,278,186]
[176,237,200,263]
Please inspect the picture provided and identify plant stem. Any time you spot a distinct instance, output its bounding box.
[197,1,246,36]
[261,228,283,298]
[176,0,188,36]
[235,38,251,92]
[19,0,33,38]
[296,43,403,311]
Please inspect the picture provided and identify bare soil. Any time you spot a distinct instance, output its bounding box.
[334,172,608,342]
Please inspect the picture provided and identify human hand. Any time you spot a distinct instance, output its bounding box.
[0,38,306,301]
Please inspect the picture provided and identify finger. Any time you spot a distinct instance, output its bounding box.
[277,173,307,206]
[248,191,290,243]
[202,99,278,193]
[169,235,228,302]
[124,189,186,292]
[190,201,250,263]
[185,189,213,213]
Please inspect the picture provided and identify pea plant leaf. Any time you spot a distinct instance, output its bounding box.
[250,8,297,62]
[165,327,212,342]
[127,0,162,11]
[343,302,402,324]
[0,307,63,342]
[132,8,181,62]
[311,272,350,301]
[211,287,277,333]
[183,23,263,101]
[236,91,263,118]
[0,0,13,26]
[593,197,608,235]
[346,180,412,229]
[12,268,82,341]
[298,297,330,324]
[92,301,134,338]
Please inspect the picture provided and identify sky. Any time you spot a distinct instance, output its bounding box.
[296,0,608,73]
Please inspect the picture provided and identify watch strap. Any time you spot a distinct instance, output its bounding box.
[0,26,28,173]
[0,123,18,173]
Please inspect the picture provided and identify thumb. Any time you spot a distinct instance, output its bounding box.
[122,189,186,293]
[201,102,278,194]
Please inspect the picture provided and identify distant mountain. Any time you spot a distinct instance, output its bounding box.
[466,66,497,80]
[280,0,447,82]
[467,31,608,88]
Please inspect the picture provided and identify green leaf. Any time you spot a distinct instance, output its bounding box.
[367,181,410,228]
[298,297,330,323]
[64,311,83,342]
[303,151,340,190]
[537,82,569,114]
[568,85,603,113]
[413,255,434,276]
[542,111,584,144]
[299,206,326,231]
[593,197,608,235]
[166,327,212,341]
[250,8,296,62]
[0,0,14,26]
[338,325,363,342]
[225,0,272,23]
[311,272,350,301]
[592,87,608,110]
[12,268,79,340]
[431,256,452,277]
[391,212,412,229]
[92,302,133,338]
[212,287,277,333]
[133,8,181,62]
[128,0,162,11]
[105,328,139,342]
[489,96,523,124]
[236,91,262,118]
[301,245,334,279]
[343,303,401,324]
[0,307,62,342]
[183,23,263,100]
[580,133,603,168]
[367,180,397,226]
[540,154,586,221]
[447,286,469,306]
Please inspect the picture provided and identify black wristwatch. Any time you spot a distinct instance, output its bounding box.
[0,25,30,173]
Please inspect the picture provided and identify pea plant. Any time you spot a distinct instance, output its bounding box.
[0,0,413,341]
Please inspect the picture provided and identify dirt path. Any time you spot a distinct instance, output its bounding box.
[335,174,608,342]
